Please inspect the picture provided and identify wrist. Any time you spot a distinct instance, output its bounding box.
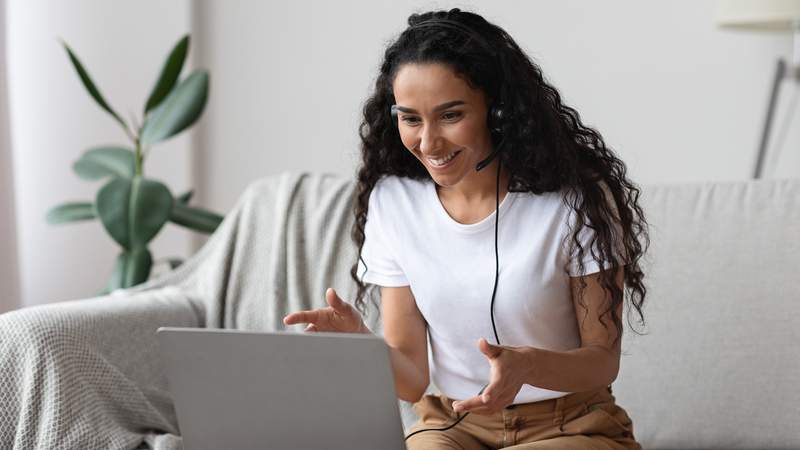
[522,346,541,384]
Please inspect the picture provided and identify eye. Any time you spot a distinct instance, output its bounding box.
[399,111,462,126]
[400,116,420,125]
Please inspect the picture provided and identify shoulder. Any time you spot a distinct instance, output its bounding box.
[375,174,427,192]
[580,179,621,219]
[514,188,569,214]
[372,175,428,204]
[558,179,626,243]
[556,179,617,209]
[368,175,429,221]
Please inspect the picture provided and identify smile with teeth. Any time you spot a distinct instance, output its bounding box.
[427,150,462,167]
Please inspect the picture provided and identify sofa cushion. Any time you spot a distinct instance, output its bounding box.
[614,178,800,449]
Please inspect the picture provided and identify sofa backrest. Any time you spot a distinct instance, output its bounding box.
[230,173,800,447]
[614,178,800,449]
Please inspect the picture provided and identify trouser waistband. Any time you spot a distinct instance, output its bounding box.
[440,385,613,415]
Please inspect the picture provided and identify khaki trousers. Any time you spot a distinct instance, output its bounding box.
[405,386,642,449]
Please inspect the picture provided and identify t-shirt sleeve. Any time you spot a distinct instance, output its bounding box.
[356,181,409,287]
[565,181,628,277]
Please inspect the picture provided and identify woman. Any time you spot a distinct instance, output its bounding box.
[284,7,648,449]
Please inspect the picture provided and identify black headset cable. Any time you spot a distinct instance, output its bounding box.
[404,148,503,441]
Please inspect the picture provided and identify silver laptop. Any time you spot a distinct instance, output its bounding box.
[156,327,408,450]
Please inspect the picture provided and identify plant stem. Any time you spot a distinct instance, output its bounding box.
[119,118,137,143]
[134,113,145,175]
[135,139,143,176]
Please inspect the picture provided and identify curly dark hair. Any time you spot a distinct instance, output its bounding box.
[349,7,649,343]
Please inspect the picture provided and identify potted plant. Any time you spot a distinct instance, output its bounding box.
[46,34,223,295]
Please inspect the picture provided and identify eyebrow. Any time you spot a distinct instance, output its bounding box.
[393,100,466,114]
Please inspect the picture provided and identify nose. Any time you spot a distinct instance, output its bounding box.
[417,122,443,155]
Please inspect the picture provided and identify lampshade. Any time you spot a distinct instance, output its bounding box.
[716,0,800,30]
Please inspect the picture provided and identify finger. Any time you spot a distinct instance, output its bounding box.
[305,323,317,332]
[481,378,502,405]
[452,395,488,413]
[454,396,499,414]
[284,310,319,325]
[325,288,342,309]
[479,338,502,359]
[326,288,347,311]
[458,404,494,415]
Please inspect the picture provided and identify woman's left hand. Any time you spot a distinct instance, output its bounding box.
[452,338,532,415]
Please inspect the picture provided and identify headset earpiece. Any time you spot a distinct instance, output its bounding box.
[488,103,506,135]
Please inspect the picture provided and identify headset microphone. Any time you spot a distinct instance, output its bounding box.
[475,147,500,172]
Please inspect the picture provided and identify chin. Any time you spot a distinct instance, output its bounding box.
[428,171,465,188]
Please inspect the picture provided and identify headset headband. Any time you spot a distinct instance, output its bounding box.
[408,17,494,52]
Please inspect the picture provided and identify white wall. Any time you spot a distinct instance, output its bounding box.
[3,0,799,309]
[6,0,196,307]
[0,0,21,313]
[192,0,799,215]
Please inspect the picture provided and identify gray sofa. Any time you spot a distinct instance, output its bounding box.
[0,171,797,449]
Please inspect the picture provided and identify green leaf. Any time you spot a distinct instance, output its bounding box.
[139,71,209,146]
[61,40,127,130]
[106,247,153,290]
[169,201,223,234]
[145,35,190,114]
[177,189,194,204]
[95,176,173,249]
[124,247,153,287]
[45,202,95,224]
[72,146,136,180]
[96,178,132,247]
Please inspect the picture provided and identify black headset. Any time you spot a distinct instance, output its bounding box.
[390,13,513,442]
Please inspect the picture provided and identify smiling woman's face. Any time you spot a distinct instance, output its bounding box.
[391,63,494,189]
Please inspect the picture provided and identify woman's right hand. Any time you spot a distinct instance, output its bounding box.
[282,287,369,334]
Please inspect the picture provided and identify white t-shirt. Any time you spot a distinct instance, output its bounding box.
[357,175,621,405]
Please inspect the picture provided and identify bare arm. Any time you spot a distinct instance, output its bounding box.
[284,286,429,402]
[373,285,430,403]
[522,267,624,392]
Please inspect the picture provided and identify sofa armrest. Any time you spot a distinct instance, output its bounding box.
[0,286,202,450]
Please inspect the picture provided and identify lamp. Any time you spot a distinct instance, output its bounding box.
[716,0,800,178]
